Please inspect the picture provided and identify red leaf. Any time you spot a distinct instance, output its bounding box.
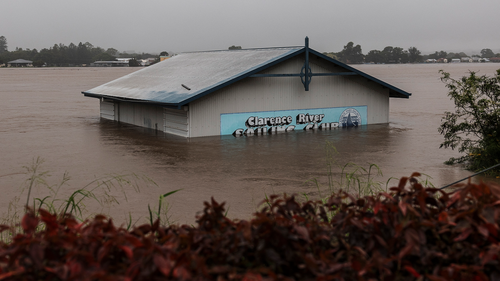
[0,268,25,280]
[381,192,394,201]
[454,228,473,242]
[426,274,448,281]
[438,211,448,223]
[447,191,461,207]
[398,177,409,189]
[154,254,172,277]
[21,212,39,233]
[375,235,388,248]
[488,183,500,199]
[398,243,413,260]
[374,201,382,215]
[68,261,82,279]
[485,223,498,237]
[399,201,407,216]
[242,272,263,281]
[404,265,421,278]
[119,245,133,259]
[477,225,489,237]
[294,225,310,241]
[173,266,191,280]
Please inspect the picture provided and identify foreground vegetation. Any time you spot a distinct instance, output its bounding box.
[1,174,500,280]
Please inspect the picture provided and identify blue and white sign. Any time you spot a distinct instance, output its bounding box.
[221,106,367,136]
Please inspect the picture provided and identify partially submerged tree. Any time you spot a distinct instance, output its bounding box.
[438,70,500,174]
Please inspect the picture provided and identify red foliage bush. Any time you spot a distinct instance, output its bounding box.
[1,174,500,280]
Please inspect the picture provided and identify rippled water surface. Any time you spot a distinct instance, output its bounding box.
[1,64,499,224]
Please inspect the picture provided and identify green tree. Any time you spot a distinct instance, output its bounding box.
[408,47,422,63]
[228,45,242,50]
[338,42,364,64]
[0,36,8,53]
[365,50,384,64]
[392,47,409,63]
[481,48,495,58]
[76,42,92,65]
[160,51,169,56]
[106,48,119,57]
[381,46,395,63]
[438,70,500,174]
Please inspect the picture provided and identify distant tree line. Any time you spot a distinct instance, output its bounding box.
[0,36,164,67]
[324,41,500,64]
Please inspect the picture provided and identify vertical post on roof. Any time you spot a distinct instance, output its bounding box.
[305,37,309,91]
[301,37,312,91]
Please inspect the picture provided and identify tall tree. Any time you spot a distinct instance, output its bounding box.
[480,48,495,58]
[408,47,422,63]
[339,42,364,64]
[77,42,92,65]
[392,47,409,63]
[0,36,7,53]
[365,50,384,64]
[381,46,394,63]
[106,48,119,57]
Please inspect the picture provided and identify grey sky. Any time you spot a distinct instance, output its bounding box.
[2,0,499,55]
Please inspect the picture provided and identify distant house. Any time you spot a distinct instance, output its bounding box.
[451,59,461,63]
[116,58,132,63]
[7,59,33,67]
[425,59,437,63]
[490,57,500,63]
[91,60,129,67]
[461,57,472,63]
[140,58,158,66]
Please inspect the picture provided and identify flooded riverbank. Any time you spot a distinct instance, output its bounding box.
[1,64,499,224]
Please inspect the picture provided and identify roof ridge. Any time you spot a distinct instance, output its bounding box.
[181,46,303,54]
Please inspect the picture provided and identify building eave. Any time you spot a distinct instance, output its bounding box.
[308,50,412,99]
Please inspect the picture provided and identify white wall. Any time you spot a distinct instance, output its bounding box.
[116,102,164,131]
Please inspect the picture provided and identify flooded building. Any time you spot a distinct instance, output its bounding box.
[82,38,411,138]
[7,59,33,67]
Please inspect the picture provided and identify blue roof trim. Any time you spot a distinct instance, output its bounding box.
[308,49,411,98]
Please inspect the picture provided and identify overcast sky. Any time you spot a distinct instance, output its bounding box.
[2,0,499,55]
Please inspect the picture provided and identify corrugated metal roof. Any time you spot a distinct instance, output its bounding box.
[83,47,303,107]
[82,45,411,107]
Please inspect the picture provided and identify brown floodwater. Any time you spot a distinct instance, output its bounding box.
[1,64,499,224]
